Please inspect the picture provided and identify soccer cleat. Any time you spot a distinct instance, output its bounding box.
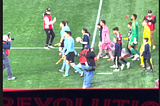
[113,69,119,72]
[95,57,99,61]
[139,64,144,68]
[100,54,105,58]
[110,65,116,68]
[59,69,64,72]
[149,69,154,73]
[8,77,16,80]
[80,72,84,77]
[147,66,154,70]
[48,45,55,48]
[103,55,109,58]
[107,58,114,61]
[44,45,50,49]
[142,69,147,72]
[153,45,156,49]
[62,75,68,77]
[121,64,125,70]
[132,54,139,61]
[126,62,130,69]
[74,70,78,73]
[127,55,134,58]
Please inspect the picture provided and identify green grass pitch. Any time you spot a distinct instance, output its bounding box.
[3,0,159,88]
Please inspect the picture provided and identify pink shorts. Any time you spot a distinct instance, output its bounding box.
[99,43,110,50]
[99,41,115,50]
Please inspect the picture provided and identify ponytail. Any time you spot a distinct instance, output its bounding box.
[83,28,91,37]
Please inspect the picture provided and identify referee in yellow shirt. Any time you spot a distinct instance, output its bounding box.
[140,20,153,69]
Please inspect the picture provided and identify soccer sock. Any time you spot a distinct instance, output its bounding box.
[61,60,66,70]
[97,51,103,58]
[72,65,83,74]
[140,56,144,65]
[106,53,108,55]
[65,64,70,75]
[135,49,139,55]
[130,48,137,55]
[150,58,153,66]
[108,50,113,58]
[120,58,127,64]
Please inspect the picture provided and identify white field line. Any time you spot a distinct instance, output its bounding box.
[91,0,103,48]
[96,73,113,74]
[10,47,82,49]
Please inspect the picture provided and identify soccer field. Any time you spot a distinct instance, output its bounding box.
[3,0,159,88]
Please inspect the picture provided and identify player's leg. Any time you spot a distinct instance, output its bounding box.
[113,56,119,71]
[97,43,103,59]
[127,42,133,57]
[49,29,55,48]
[134,45,139,55]
[150,31,156,49]
[143,58,147,71]
[59,57,66,72]
[147,59,153,72]
[139,44,144,67]
[44,29,50,49]
[63,54,70,76]
[69,52,83,76]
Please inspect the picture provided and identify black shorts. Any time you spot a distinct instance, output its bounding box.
[60,40,64,47]
[66,52,75,63]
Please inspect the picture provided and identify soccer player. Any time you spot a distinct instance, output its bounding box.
[143,10,157,49]
[97,22,109,58]
[110,27,130,70]
[128,14,139,61]
[127,22,134,58]
[65,21,71,31]
[59,21,70,53]
[141,38,153,72]
[97,20,114,60]
[80,28,91,50]
[61,31,83,77]
[43,8,56,49]
[139,20,153,69]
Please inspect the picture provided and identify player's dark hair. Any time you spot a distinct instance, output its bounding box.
[101,20,106,24]
[97,22,102,28]
[127,22,132,26]
[83,28,91,37]
[144,37,148,42]
[132,14,137,19]
[97,22,100,26]
[65,21,68,25]
[65,31,72,36]
[143,19,148,23]
[113,27,119,31]
[61,21,66,26]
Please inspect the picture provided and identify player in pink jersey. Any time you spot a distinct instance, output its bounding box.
[96,20,114,60]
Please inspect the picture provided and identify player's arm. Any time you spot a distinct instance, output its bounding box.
[60,35,65,44]
[151,16,156,23]
[80,35,88,44]
[143,16,147,21]
[44,17,56,25]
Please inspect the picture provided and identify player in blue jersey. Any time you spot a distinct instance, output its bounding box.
[61,31,83,77]
[59,21,70,53]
